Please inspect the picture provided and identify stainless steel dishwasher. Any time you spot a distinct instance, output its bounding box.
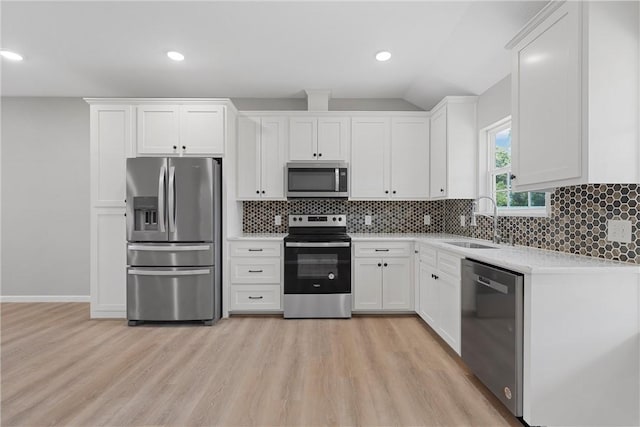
[461,259,524,417]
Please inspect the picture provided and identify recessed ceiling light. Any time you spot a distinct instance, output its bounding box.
[0,50,23,61]
[375,51,391,62]
[167,51,185,61]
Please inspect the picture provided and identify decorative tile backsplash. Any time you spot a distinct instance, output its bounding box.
[243,200,445,233]
[242,184,640,264]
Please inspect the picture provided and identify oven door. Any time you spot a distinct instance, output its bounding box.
[284,242,351,294]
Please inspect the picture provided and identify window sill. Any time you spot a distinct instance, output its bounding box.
[477,209,549,218]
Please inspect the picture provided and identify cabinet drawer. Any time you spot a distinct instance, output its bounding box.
[230,285,281,311]
[437,251,462,278]
[354,241,412,258]
[230,258,281,283]
[229,241,281,257]
[419,244,437,267]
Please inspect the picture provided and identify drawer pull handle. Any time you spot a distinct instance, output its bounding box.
[248,296,264,300]
[312,284,321,287]
[375,249,389,252]
[248,249,263,252]
[248,270,263,273]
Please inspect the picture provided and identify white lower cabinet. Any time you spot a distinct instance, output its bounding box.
[228,241,282,312]
[417,244,462,354]
[353,242,413,311]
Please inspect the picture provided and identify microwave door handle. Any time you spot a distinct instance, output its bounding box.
[158,166,166,232]
[335,168,339,191]
[168,166,176,232]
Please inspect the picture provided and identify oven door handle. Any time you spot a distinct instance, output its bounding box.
[335,168,340,191]
[285,242,350,248]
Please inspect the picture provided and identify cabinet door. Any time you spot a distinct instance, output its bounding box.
[289,117,317,160]
[437,272,461,355]
[137,105,180,155]
[317,117,349,161]
[180,105,224,155]
[237,116,261,199]
[382,257,412,310]
[90,105,134,207]
[512,1,581,188]
[90,208,127,318]
[429,106,447,198]
[260,117,287,199]
[391,117,429,199]
[418,262,438,328]
[351,117,391,199]
[353,258,383,310]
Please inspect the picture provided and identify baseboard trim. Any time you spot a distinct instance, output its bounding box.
[0,295,90,303]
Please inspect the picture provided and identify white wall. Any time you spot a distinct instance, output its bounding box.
[477,75,510,129]
[1,97,90,299]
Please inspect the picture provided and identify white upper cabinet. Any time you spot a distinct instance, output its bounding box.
[351,117,391,199]
[179,105,224,155]
[237,115,287,200]
[351,114,430,200]
[288,116,349,161]
[137,103,226,156]
[508,1,640,191]
[391,117,430,199]
[137,105,181,155]
[428,97,477,200]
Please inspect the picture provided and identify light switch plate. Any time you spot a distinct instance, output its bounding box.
[460,215,466,227]
[424,214,431,226]
[274,215,282,226]
[607,219,632,243]
[365,215,372,226]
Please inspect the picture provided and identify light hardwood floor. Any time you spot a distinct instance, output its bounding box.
[2,303,520,427]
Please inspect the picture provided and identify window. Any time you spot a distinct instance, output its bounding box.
[482,119,549,216]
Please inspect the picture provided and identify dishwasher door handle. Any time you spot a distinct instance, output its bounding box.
[475,275,509,294]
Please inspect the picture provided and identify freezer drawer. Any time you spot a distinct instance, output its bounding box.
[127,243,214,267]
[127,267,214,321]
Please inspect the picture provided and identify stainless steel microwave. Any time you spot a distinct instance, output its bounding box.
[286,162,349,199]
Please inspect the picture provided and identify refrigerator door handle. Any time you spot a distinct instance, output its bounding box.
[128,269,211,276]
[128,244,211,252]
[168,165,176,232]
[158,165,166,232]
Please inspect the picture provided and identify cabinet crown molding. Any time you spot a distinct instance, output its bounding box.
[505,0,567,49]
[84,98,238,113]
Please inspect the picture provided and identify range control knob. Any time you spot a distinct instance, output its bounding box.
[292,217,297,222]
[332,217,337,222]
[298,217,303,221]
[338,217,343,222]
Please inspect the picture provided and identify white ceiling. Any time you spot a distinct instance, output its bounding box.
[1,1,546,110]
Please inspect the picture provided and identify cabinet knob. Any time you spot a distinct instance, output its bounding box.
[261,190,265,194]
[510,174,517,180]
[385,190,389,194]
[383,263,388,267]
[440,188,444,192]
[392,190,396,194]
[182,145,186,150]
[173,145,177,150]
[378,263,382,267]
[256,190,260,194]
[318,153,322,157]
[312,153,317,157]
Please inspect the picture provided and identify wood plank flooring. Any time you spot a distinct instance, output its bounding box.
[1,303,520,426]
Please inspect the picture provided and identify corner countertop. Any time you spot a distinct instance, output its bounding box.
[227,233,287,241]
[227,232,640,274]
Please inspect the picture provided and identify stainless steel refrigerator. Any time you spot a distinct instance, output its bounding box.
[125,157,221,325]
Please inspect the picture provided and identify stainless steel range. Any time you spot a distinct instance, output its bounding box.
[284,215,351,318]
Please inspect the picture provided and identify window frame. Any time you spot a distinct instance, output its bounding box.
[478,117,550,217]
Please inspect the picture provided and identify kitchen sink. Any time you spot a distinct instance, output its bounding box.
[443,241,499,249]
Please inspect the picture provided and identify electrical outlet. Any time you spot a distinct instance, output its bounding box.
[274,215,282,226]
[424,214,431,226]
[607,219,632,243]
[460,215,466,227]
[365,215,372,226]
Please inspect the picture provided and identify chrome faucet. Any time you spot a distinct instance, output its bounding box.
[470,196,501,244]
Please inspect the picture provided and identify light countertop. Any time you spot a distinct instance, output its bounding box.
[228,232,639,274]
